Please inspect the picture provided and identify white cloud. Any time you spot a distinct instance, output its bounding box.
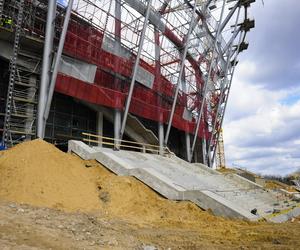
[223,70,300,176]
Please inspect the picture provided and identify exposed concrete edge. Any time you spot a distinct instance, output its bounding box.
[95,151,132,176]
[192,163,222,175]
[224,173,263,189]
[185,190,260,221]
[68,140,98,160]
[131,168,185,200]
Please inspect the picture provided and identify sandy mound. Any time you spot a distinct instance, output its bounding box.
[0,139,101,212]
[0,139,218,225]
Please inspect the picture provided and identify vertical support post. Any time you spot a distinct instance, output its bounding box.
[158,122,164,155]
[202,138,207,165]
[210,32,244,166]
[181,66,191,161]
[114,0,122,148]
[114,109,121,148]
[37,0,56,138]
[96,111,103,146]
[154,25,164,154]
[185,132,191,161]
[164,3,197,146]
[208,7,242,165]
[119,0,153,139]
[190,0,227,163]
[43,0,74,133]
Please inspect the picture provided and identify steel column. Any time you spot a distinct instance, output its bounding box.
[158,122,164,155]
[164,3,197,146]
[219,1,239,32]
[114,0,122,148]
[119,0,153,139]
[43,0,74,133]
[154,25,164,154]
[190,0,227,163]
[114,109,121,148]
[210,31,244,166]
[96,111,103,146]
[37,0,56,138]
[207,7,242,165]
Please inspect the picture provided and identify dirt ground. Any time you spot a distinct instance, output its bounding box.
[0,140,300,249]
[0,201,300,250]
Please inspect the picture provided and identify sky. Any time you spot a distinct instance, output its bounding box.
[223,0,300,176]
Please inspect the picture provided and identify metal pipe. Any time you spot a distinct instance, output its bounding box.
[114,0,122,147]
[43,0,74,130]
[119,0,153,139]
[37,0,56,138]
[207,6,242,163]
[219,1,239,32]
[211,31,244,166]
[190,0,227,162]
[154,25,164,154]
[114,109,121,149]
[164,3,197,145]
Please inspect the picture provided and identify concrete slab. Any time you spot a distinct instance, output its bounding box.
[68,140,98,160]
[68,141,300,222]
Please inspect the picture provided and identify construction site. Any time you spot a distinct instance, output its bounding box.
[0,0,300,249]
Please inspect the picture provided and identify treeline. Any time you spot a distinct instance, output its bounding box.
[262,170,300,185]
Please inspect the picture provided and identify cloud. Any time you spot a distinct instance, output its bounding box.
[238,0,300,90]
[222,0,300,177]
[223,77,300,176]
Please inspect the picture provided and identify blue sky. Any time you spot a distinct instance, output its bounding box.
[223,0,300,176]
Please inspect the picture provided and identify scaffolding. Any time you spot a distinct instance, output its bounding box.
[215,128,226,169]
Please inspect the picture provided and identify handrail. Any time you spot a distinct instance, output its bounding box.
[82,132,172,155]
[82,132,160,149]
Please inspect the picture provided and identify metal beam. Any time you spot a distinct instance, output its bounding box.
[120,0,153,139]
[37,0,56,138]
[154,25,164,154]
[219,1,239,32]
[43,0,74,132]
[190,0,227,163]
[210,31,244,166]
[114,0,122,148]
[164,3,197,146]
[207,7,242,163]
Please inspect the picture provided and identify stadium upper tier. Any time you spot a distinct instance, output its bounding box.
[0,0,255,165]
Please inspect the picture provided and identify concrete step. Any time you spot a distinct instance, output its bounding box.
[68,140,300,222]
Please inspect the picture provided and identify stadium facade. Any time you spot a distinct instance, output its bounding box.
[0,0,255,166]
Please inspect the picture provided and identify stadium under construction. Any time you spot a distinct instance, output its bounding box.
[0,0,255,166]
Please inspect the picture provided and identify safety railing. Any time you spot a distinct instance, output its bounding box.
[82,132,171,155]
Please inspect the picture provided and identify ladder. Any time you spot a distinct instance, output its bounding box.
[2,0,25,146]
[0,0,4,19]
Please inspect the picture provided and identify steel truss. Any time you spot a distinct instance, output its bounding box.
[1,0,255,166]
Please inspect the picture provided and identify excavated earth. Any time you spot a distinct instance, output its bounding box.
[0,139,299,249]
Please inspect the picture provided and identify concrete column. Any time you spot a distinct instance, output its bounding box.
[38,0,56,138]
[96,111,103,146]
[114,109,121,149]
[158,122,164,155]
[202,138,207,165]
[185,132,191,162]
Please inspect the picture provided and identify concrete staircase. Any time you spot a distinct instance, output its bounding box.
[68,140,300,222]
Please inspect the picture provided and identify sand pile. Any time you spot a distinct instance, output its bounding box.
[0,139,101,212]
[0,139,216,225]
